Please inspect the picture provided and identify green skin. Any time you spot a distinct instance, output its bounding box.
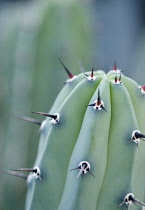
[25,71,145,210]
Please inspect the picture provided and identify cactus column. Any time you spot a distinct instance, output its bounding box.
[24,68,145,210]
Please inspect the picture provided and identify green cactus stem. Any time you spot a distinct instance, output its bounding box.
[20,66,145,210]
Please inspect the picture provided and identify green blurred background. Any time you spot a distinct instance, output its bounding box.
[0,0,145,209]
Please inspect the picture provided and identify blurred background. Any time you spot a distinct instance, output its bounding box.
[0,0,145,209]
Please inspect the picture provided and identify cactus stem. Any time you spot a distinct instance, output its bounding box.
[129,130,145,144]
[84,68,96,81]
[118,193,145,207]
[17,116,42,126]
[58,57,77,83]
[70,161,95,178]
[139,85,145,95]
[32,112,60,124]
[88,89,107,111]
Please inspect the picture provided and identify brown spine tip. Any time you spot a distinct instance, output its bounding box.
[114,61,117,71]
[91,68,94,78]
[58,57,74,78]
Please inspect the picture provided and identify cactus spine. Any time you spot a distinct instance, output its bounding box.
[22,66,145,210]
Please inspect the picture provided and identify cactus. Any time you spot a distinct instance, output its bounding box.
[8,63,142,210]
[3,60,145,209]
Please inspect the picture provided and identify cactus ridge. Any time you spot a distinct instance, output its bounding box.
[26,73,105,209]
[97,83,138,209]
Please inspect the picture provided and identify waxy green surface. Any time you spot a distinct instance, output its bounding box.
[25,70,145,210]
